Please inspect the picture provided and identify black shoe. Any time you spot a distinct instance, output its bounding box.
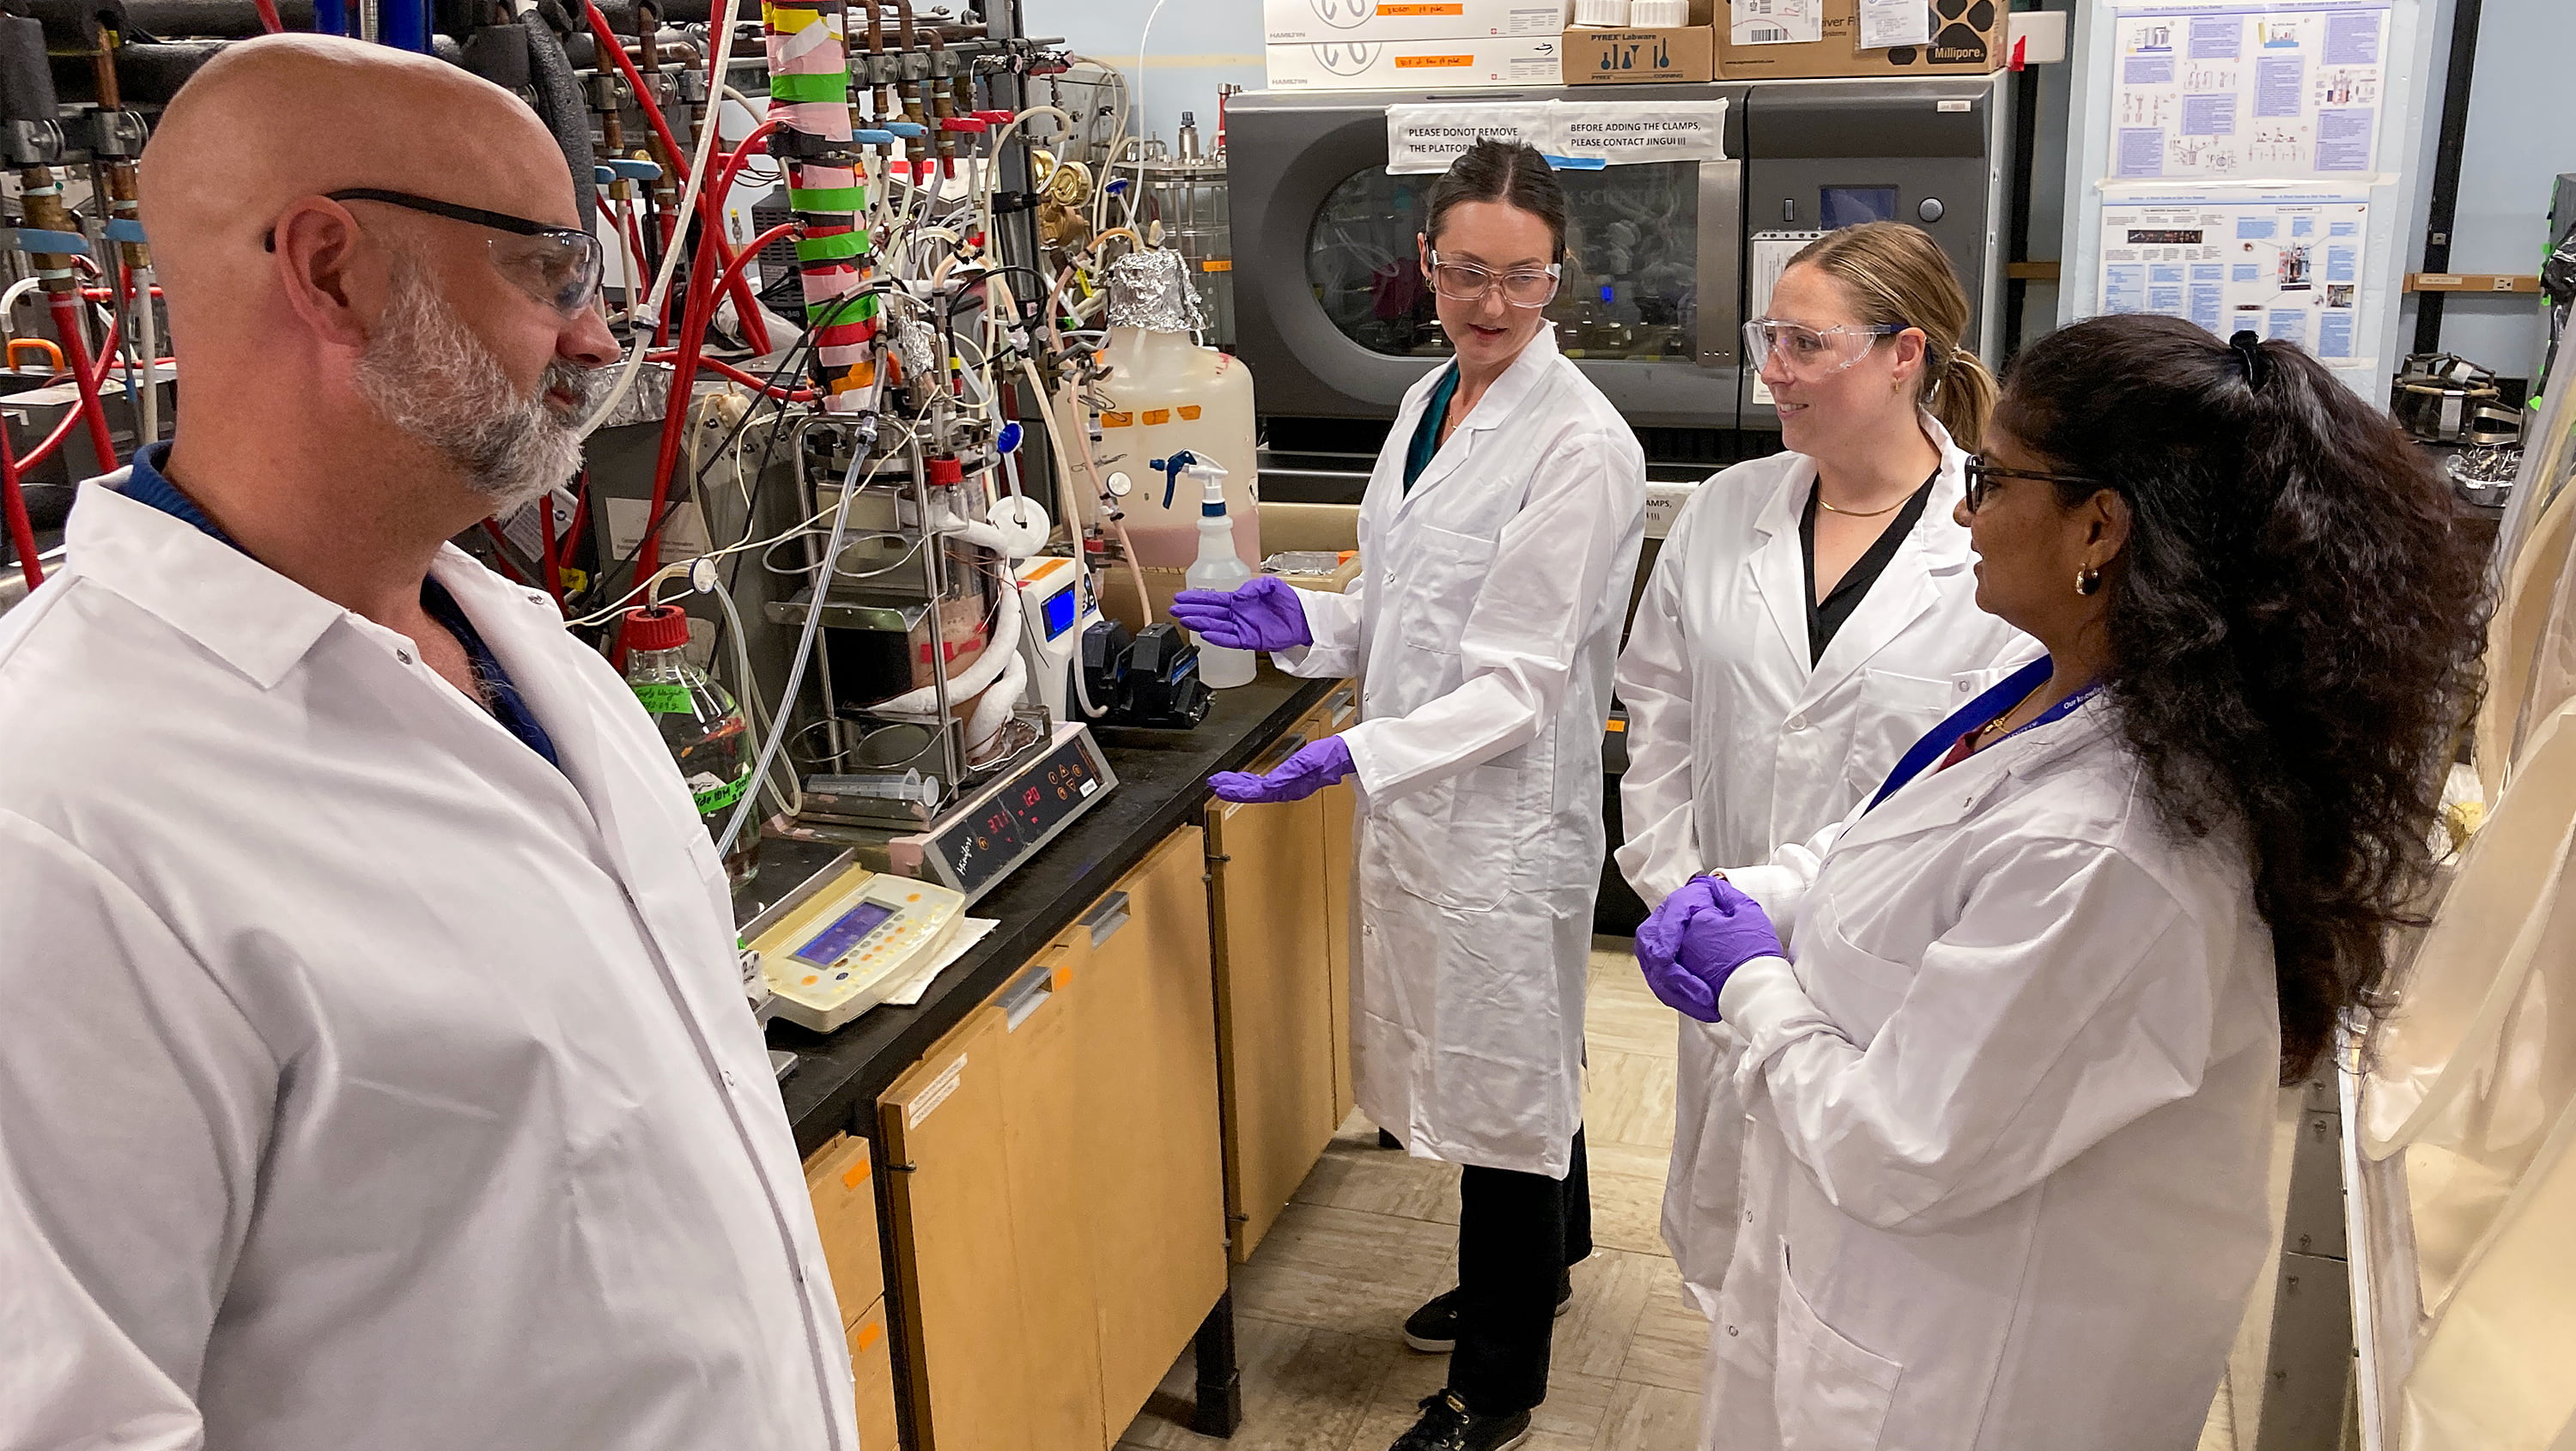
[1400,1269,1577,1353]
[1388,1390,1531,1451]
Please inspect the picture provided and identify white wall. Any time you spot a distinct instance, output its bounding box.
[2420,0,2576,383]
[1022,0,1265,155]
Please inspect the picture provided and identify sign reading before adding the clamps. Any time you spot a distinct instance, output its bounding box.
[1385,99,1730,174]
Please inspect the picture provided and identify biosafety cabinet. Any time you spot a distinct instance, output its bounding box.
[1228,76,2012,470]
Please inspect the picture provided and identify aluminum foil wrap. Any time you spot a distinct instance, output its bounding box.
[1104,247,1206,333]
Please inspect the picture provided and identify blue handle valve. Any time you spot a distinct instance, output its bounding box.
[884,121,929,139]
[996,421,1024,454]
[1146,449,1200,511]
[854,129,899,146]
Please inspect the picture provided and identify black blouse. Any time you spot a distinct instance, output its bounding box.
[1800,471,1938,665]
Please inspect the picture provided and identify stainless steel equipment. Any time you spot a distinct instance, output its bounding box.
[1227,76,2009,472]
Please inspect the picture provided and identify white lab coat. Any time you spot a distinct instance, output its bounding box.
[0,485,854,1451]
[1280,327,1646,1177]
[1702,702,2280,1451]
[1613,422,2032,1313]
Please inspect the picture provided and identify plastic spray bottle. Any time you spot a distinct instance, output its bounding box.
[1182,455,1256,689]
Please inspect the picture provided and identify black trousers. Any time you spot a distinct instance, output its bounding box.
[1451,1127,1593,1416]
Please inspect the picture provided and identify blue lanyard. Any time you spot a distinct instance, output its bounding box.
[1866,656,2098,812]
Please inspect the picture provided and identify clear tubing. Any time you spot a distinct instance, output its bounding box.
[715,421,870,857]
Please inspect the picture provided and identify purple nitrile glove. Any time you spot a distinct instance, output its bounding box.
[1633,876,1783,1022]
[1636,876,1727,1021]
[1170,575,1314,653]
[1209,734,1352,804]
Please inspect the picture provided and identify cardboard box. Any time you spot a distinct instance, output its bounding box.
[1561,22,1715,82]
[1264,34,1564,90]
[1264,0,1570,46]
[1716,0,2004,79]
[1562,0,1714,85]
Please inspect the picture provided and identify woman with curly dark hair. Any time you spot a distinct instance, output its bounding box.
[1631,313,2488,1450]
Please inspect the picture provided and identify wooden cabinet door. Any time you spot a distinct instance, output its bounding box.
[1076,828,1230,1439]
[803,1132,884,1329]
[995,946,1109,1451]
[1312,683,1361,1125]
[1207,782,1338,1264]
[879,1009,1026,1451]
[847,1296,900,1451]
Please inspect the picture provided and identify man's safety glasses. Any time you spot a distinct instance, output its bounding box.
[1961,454,2105,512]
[1427,252,1562,309]
[1741,318,1905,381]
[267,188,605,319]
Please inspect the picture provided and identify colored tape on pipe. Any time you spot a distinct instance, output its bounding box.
[795,231,872,261]
[768,71,848,103]
[7,228,90,254]
[788,185,869,211]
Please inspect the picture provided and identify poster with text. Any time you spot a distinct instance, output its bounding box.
[2109,2,2391,181]
[2096,192,2372,363]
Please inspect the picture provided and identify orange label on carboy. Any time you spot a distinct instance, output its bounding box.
[1101,411,1133,428]
[1380,3,1465,13]
[1178,405,1203,421]
[1396,53,1475,67]
[1142,409,1171,425]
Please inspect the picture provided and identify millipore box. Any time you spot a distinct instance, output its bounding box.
[1264,34,1564,89]
[1263,0,1571,45]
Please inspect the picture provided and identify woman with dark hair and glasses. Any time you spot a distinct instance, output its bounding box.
[1173,138,1645,1451]
[1637,314,2488,1450]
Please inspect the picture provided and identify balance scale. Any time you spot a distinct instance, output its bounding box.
[749,868,969,1032]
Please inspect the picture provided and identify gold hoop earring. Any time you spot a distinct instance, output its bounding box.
[2075,565,2103,597]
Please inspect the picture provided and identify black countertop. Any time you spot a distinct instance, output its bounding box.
[742,667,1337,1157]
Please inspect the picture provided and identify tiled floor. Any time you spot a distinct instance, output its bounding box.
[1116,938,2288,1451]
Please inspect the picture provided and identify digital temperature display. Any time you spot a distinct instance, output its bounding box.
[926,729,1115,900]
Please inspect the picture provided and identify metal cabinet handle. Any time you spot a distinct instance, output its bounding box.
[1081,890,1132,947]
[1249,732,1309,775]
[1324,685,1357,726]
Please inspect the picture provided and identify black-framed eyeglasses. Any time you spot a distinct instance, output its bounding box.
[1962,453,2105,512]
[264,187,605,319]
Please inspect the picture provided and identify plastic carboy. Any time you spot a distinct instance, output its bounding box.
[623,604,760,885]
[1062,246,1260,568]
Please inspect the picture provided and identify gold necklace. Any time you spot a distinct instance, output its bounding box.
[1815,495,1909,518]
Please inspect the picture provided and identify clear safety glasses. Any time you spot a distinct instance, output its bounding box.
[1961,454,2104,512]
[1428,251,1562,309]
[1742,318,1906,381]
[307,188,605,319]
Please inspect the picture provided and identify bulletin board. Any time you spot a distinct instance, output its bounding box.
[2059,0,2439,392]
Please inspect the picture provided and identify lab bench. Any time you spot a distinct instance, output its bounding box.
[738,666,1355,1449]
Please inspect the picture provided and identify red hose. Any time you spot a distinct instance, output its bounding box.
[48,292,118,471]
[251,0,284,31]
[19,312,125,474]
[634,216,723,581]
[581,0,771,355]
[1,428,39,590]
[661,352,817,402]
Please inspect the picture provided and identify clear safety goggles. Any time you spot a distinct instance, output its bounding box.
[284,187,606,319]
[1742,318,1906,381]
[1428,251,1562,309]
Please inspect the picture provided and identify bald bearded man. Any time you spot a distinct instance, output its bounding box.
[0,36,856,1451]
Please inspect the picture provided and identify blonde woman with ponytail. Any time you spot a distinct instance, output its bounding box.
[1612,222,2033,1319]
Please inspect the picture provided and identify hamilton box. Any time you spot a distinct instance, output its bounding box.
[1264,34,1564,90]
[1264,0,1571,46]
